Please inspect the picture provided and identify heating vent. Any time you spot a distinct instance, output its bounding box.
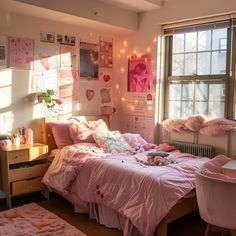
[168,142,214,158]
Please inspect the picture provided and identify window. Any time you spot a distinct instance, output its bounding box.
[164,21,230,119]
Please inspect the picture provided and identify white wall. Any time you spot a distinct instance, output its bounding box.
[119,0,236,149]
[0,9,122,141]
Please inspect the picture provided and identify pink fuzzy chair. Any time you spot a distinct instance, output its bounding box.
[195,171,236,236]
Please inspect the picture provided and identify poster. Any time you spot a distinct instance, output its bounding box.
[9,36,34,69]
[80,42,98,79]
[128,54,151,93]
[126,115,154,142]
[99,87,115,115]
[36,69,58,92]
[58,69,79,101]
[100,39,113,68]
[0,35,7,67]
[99,68,112,86]
[60,44,77,69]
[35,47,58,75]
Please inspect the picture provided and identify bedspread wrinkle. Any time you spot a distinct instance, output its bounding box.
[43,145,209,236]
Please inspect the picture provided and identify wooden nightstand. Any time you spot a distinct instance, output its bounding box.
[0,143,49,208]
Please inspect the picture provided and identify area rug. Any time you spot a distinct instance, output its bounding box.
[0,202,86,235]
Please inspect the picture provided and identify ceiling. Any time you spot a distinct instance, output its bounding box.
[99,0,165,12]
[0,0,167,34]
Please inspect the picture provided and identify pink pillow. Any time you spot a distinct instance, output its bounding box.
[49,121,73,148]
[69,119,109,143]
[122,133,147,150]
[199,124,234,136]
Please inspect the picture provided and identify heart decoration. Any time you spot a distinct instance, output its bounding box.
[103,74,111,82]
[86,89,95,101]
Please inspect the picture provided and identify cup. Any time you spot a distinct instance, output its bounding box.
[14,137,20,146]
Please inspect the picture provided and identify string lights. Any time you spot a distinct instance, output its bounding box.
[117,35,158,113]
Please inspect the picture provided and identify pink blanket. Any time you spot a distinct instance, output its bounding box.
[43,144,209,236]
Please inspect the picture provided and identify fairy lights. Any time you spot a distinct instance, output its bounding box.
[118,35,158,113]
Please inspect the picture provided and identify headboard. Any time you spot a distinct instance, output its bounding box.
[41,115,110,152]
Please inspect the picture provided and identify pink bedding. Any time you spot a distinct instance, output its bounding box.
[43,144,209,236]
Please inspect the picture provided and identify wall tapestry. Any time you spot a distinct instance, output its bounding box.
[9,36,34,69]
[128,54,151,93]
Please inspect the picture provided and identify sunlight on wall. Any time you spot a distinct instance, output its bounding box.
[0,111,13,134]
[0,69,12,109]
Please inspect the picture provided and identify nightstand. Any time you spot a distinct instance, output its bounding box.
[0,143,49,208]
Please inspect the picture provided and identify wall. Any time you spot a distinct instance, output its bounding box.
[119,0,236,145]
[0,9,122,142]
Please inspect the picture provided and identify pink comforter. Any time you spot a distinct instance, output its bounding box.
[43,144,209,236]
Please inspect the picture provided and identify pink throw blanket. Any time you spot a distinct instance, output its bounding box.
[43,144,209,236]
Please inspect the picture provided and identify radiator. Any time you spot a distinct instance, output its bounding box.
[168,141,214,158]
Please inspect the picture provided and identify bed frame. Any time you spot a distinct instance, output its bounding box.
[41,115,198,236]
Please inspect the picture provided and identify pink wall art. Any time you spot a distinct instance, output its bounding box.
[60,44,77,69]
[100,39,113,68]
[9,36,34,69]
[128,54,151,93]
[86,89,95,101]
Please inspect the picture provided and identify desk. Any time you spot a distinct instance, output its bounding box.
[222,160,236,178]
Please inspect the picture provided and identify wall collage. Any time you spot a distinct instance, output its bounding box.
[0,33,114,117]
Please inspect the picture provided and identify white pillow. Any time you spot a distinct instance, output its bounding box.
[93,130,133,154]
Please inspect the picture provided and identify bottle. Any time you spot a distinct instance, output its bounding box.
[26,128,33,145]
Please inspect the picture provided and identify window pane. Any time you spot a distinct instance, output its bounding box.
[198,31,211,51]
[211,51,227,74]
[208,101,224,117]
[184,53,196,75]
[173,34,184,53]
[197,52,211,75]
[172,54,184,75]
[169,82,181,100]
[183,82,194,100]
[182,102,193,117]
[185,33,197,52]
[169,101,181,119]
[195,82,208,101]
[195,102,208,114]
[212,28,227,50]
[209,83,225,101]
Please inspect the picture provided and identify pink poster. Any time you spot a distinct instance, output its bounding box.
[128,54,151,93]
[100,40,112,68]
[9,37,34,69]
[60,44,77,69]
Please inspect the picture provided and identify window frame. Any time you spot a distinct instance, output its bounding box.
[163,26,231,119]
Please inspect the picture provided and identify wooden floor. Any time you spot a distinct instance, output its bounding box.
[0,192,225,236]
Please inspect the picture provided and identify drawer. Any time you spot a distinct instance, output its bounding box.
[8,150,29,164]
[9,163,48,182]
[29,146,48,161]
[11,177,45,196]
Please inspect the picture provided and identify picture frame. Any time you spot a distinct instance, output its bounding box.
[80,42,99,80]
[40,32,56,43]
[128,54,151,93]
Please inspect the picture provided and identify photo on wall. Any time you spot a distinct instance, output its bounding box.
[80,42,99,80]
[128,54,151,93]
[0,35,7,67]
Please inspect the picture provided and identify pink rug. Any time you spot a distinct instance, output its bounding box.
[0,202,86,235]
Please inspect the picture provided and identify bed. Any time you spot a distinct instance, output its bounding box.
[41,115,210,236]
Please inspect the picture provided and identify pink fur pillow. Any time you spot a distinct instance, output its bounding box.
[202,118,236,127]
[49,121,73,148]
[185,116,205,132]
[69,119,109,143]
[199,124,234,136]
